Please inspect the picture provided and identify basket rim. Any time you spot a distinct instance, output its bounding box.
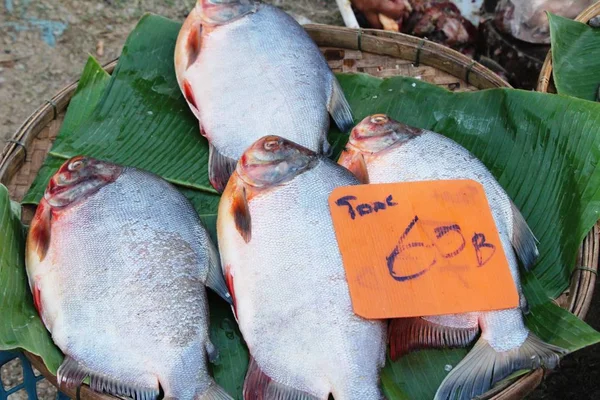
[536,2,600,92]
[0,25,592,400]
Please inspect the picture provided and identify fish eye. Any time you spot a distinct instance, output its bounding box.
[68,160,84,171]
[264,140,280,151]
[371,115,389,124]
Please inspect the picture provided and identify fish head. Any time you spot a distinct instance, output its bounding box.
[348,114,423,153]
[45,156,123,208]
[197,0,258,26]
[339,114,423,183]
[237,135,318,189]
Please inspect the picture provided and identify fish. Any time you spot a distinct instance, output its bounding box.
[26,156,233,400]
[217,136,386,399]
[338,114,566,400]
[174,0,354,192]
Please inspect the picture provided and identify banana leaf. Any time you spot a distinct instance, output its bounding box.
[0,184,63,372]
[12,13,600,400]
[549,13,600,101]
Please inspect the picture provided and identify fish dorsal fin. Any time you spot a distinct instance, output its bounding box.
[209,143,238,193]
[205,236,233,304]
[57,356,159,400]
[328,77,354,133]
[231,183,251,243]
[244,357,320,400]
[388,317,479,360]
[510,201,539,271]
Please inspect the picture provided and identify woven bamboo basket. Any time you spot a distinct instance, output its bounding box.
[0,25,597,400]
[537,2,600,93]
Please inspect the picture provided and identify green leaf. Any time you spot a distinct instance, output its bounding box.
[207,292,248,398]
[334,74,600,299]
[23,56,112,204]
[49,15,214,194]
[522,273,600,352]
[0,185,63,373]
[549,13,600,101]
[14,14,600,400]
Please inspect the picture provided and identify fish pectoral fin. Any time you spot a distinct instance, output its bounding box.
[244,357,321,400]
[185,21,202,71]
[434,334,566,400]
[206,239,233,304]
[205,340,219,363]
[58,356,160,400]
[209,144,237,193]
[328,77,354,133]
[342,151,369,184]
[510,201,539,271]
[232,184,252,243]
[388,318,479,360]
[196,380,234,400]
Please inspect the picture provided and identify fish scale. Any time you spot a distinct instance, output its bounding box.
[189,5,331,159]
[218,139,387,400]
[175,1,353,192]
[27,161,232,400]
[338,115,566,400]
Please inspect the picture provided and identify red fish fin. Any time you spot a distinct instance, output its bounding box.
[434,335,566,400]
[339,151,369,184]
[32,283,43,316]
[28,201,52,261]
[231,184,251,243]
[224,265,237,316]
[388,318,479,360]
[58,356,159,399]
[186,22,202,70]
[209,143,237,193]
[244,357,321,400]
[183,79,198,111]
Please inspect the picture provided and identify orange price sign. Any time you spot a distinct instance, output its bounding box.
[328,180,519,319]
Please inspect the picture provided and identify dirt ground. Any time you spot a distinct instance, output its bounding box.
[0,1,599,399]
[0,0,341,144]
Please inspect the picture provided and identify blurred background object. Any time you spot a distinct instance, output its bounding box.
[352,0,600,89]
[494,0,596,43]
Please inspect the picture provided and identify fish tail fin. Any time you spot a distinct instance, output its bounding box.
[388,317,479,360]
[196,380,234,400]
[328,77,354,133]
[209,143,237,193]
[434,334,566,400]
[244,357,321,400]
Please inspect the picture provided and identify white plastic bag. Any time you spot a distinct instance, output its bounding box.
[495,0,596,43]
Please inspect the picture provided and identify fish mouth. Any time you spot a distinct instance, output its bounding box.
[237,157,319,188]
[348,132,404,155]
[199,0,258,25]
[45,175,98,207]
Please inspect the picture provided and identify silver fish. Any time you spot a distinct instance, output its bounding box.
[218,136,386,399]
[338,114,566,400]
[175,0,354,192]
[26,156,232,400]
